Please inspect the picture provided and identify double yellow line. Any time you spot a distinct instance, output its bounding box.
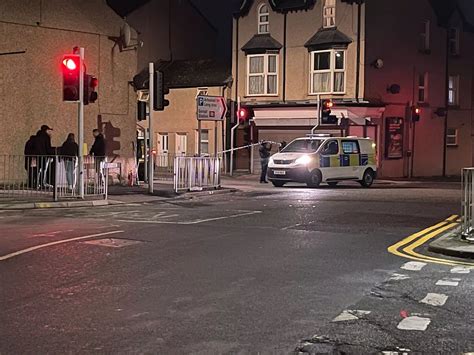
[388,215,474,266]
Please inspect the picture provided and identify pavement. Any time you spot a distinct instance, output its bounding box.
[1,178,473,354]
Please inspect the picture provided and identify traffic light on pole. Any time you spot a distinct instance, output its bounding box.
[153,71,169,111]
[137,101,146,121]
[238,107,250,122]
[412,106,421,122]
[62,54,80,101]
[321,99,337,125]
[83,74,98,105]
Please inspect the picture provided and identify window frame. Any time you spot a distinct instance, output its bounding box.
[448,27,460,56]
[321,139,339,156]
[448,75,459,106]
[309,49,346,95]
[323,0,336,29]
[196,129,210,155]
[420,20,430,52]
[446,128,458,147]
[246,53,279,97]
[418,72,428,103]
[341,140,360,154]
[257,3,269,34]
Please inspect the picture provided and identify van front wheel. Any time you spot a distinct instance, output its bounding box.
[307,170,322,188]
[359,169,375,188]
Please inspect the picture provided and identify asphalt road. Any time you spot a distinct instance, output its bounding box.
[1,181,473,354]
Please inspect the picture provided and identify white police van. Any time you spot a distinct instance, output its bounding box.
[267,136,377,188]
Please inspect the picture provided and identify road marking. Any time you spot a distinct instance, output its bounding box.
[397,316,431,331]
[389,273,411,281]
[0,230,124,261]
[451,266,471,274]
[436,278,461,287]
[118,210,262,225]
[400,261,426,271]
[332,310,371,322]
[388,215,474,266]
[420,293,448,306]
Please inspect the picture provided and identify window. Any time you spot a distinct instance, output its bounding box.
[448,75,459,106]
[196,129,209,155]
[323,0,336,28]
[342,140,360,154]
[448,27,460,55]
[282,139,323,153]
[258,4,269,34]
[310,50,345,94]
[247,54,278,96]
[447,128,458,146]
[321,140,339,155]
[418,73,428,103]
[420,20,430,52]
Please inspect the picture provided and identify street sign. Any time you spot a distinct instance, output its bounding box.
[196,95,227,121]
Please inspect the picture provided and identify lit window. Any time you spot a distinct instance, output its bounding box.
[446,128,458,146]
[247,54,278,96]
[448,27,460,55]
[310,50,345,94]
[418,73,428,103]
[258,4,269,34]
[196,129,210,155]
[448,75,459,106]
[420,20,430,52]
[323,0,336,28]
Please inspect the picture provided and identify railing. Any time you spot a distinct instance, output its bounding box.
[173,156,221,193]
[461,168,474,241]
[0,155,108,202]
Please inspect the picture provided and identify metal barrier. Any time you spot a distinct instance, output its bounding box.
[461,168,474,241]
[0,155,107,201]
[173,156,221,193]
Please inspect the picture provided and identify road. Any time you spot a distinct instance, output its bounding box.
[1,181,473,354]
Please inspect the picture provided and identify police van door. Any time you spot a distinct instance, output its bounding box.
[319,139,340,180]
[340,140,361,179]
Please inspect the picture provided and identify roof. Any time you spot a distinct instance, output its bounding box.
[428,0,474,31]
[236,0,316,17]
[133,59,232,90]
[305,27,352,51]
[242,34,283,54]
[106,0,150,17]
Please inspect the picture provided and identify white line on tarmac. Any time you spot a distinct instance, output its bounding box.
[451,266,471,274]
[420,293,449,306]
[117,211,262,225]
[400,261,427,271]
[397,316,431,331]
[0,230,124,262]
[436,278,461,287]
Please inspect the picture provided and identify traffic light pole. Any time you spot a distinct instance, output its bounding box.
[229,96,241,176]
[148,62,154,194]
[311,94,321,135]
[78,47,85,199]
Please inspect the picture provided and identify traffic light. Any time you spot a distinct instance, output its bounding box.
[411,106,421,122]
[62,54,80,101]
[83,74,98,105]
[238,107,250,122]
[321,99,338,125]
[153,71,169,111]
[137,101,146,121]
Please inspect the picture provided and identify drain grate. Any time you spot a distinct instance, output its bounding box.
[82,238,143,248]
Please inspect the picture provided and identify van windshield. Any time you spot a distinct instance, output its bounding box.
[281,139,322,153]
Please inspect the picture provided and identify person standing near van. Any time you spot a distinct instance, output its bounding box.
[60,133,79,189]
[259,141,272,183]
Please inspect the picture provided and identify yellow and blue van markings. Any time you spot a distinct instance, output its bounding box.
[320,153,372,168]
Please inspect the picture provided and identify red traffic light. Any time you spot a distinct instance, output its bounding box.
[62,55,80,71]
[322,100,333,110]
[90,77,98,88]
[238,108,248,121]
[415,107,421,114]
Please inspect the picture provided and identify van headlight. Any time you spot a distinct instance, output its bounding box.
[269,157,274,164]
[295,155,311,166]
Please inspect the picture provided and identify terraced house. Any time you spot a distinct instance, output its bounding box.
[232,0,474,177]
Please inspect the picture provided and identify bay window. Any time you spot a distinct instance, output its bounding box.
[310,50,345,94]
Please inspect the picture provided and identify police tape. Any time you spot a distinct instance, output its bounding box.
[218,141,281,154]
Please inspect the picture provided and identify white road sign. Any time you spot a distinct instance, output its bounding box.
[196,95,227,121]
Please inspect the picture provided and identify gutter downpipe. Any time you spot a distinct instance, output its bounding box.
[230,96,241,176]
[282,11,287,101]
[442,28,449,177]
[355,0,362,102]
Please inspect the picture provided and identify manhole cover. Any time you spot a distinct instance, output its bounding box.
[82,238,143,248]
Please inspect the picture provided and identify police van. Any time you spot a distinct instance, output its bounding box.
[267,135,377,188]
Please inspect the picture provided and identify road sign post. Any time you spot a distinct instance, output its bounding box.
[148,63,154,194]
[78,47,85,199]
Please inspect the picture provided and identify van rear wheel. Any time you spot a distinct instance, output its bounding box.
[359,169,375,188]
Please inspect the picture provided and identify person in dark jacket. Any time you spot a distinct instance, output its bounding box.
[24,135,37,188]
[89,129,106,182]
[34,125,55,188]
[259,141,272,183]
[60,133,79,189]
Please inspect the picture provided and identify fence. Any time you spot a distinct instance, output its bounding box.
[0,155,108,202]
[461,168,474,241]
[173,156,221,193]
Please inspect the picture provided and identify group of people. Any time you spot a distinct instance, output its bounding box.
[24,126,106,190]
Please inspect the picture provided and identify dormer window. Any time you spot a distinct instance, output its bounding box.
[323,0,336,28]
[258,4,269,34]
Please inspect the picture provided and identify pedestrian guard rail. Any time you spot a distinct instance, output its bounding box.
[461,167,474,242]
[0,155,108,201]
[173,156,221,193]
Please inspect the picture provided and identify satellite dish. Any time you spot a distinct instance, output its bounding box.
[120,23,132,48]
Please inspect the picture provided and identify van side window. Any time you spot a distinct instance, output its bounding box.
[322,140,339,155]
[342,140,360,154]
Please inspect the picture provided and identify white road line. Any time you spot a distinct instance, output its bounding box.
[451,266,471,274]
[117,211,262,225]
[389,273,411,281]
[0,230,124,262]
[400,261,427,271]
[397,316,431,331]
[436,278,461,287]
[332,310,371,322]
[420,293,449,306]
